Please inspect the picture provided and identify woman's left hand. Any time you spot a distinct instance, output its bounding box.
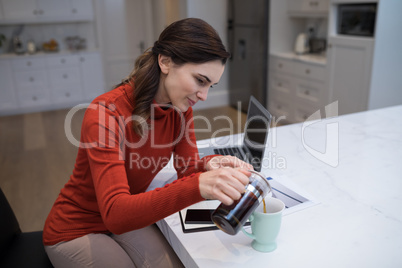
[206,155,254,171]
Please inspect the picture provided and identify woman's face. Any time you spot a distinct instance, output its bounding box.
[156,56,225,112]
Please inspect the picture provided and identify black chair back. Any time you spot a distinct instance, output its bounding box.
[0,188,22,258]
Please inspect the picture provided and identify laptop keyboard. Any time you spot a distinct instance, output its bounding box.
[214,147,244,159]
[213,147,261,171]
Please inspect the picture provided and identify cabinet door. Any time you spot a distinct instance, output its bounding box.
[287,0,328,17]
[15,70,50,108]
[327,36,374,115]
[0,60,18,111]
[70,0,94,18]
[37,0,71,19]
[2,0,37,20]
[79,53,106,101]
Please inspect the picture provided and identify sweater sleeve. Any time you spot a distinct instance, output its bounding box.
[82,103,204,234]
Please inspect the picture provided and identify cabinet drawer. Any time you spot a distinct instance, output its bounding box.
[46,55,80,68]
[12,57,46,71]
[294,79,324,104]
[48,68,81,86]
[17,89,50,107]
[15,70,47,89]
[287,0,329,15]
[52,87,82,103]
[293,61,325,81]
[270,57,294,74]
[294,105,320,122]
[271,73,292,95]
[268,92,294,122]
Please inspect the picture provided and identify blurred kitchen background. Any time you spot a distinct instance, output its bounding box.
[1,0,401,119]
[0,0,402,232]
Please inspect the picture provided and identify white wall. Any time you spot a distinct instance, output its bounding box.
[186,0,230,109]
[368,0,402,109]
[96,0,153,89]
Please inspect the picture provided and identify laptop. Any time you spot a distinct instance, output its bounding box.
[198,96,272,172]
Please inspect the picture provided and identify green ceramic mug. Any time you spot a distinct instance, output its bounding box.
[241,197,285,252]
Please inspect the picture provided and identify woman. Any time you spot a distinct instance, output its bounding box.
[43,18,252,267]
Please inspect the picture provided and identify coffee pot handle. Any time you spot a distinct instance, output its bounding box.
[240,215,255,239]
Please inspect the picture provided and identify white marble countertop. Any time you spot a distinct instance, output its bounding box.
[271,51,327,66]
[151,105,402,268]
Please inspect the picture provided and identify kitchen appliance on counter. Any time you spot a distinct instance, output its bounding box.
[13,36,25,54]
[65,36,87,51]
[309,38,326,54]
[294,33,309,55]
[26,40,36,54]
[338,3,377,37]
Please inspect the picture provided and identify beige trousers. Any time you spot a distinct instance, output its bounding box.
[44,224,184,268]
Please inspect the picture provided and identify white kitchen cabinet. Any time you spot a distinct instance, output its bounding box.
[49,67,83,104]
[326,36,374,115]
[0,0,94,23]
[0,51,105,115]
[268,55,326,123]
[11,57,51,108]
[79,52,105,101]
[0,59,18,111]
[2,0,37,21]
[287,0,329,17]
[70,0,94,18]
[14,69,51,108]
[37,0,71,18]
[324,0,402,114]
[46,54,83,104]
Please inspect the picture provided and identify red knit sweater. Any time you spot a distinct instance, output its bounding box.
[43,84,213,245]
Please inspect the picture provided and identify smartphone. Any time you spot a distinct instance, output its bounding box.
[185,209,215,224]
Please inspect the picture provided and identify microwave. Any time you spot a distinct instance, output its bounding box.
[337,3,377,37]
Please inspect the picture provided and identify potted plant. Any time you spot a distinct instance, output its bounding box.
[0,34,6,54]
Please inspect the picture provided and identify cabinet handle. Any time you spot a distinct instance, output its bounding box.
[32,96,37,101]
[278,63,283,68]
[72,8,77,14]
[80,57,85,62]
[29,77,35,82]
[305,90,310,95]
[61,58,66,64]
[33,10,38,15]
[305,69,310,74]
[278,82,282,87]
[27,61,32,67]
[38,9,44,15]
[63,74,68,79]
[65,92,71,97]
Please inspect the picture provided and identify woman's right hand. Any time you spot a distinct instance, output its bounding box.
[198,168,251,206]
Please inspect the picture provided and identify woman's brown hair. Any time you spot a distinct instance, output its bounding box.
[120,18,230,136]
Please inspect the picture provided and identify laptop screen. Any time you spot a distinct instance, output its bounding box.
[243,96,272,170]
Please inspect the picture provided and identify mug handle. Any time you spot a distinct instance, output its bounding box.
[240,215,255,239]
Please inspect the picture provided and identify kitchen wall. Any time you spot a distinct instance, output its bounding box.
[368,0,402,109]
[186,0,229,109]
[95,0,153,89]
